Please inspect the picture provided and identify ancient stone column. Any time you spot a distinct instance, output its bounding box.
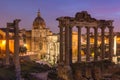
[5,26,10,65]
[69,26,72,64]
[94,27,98,61]
[86,27,90,61]
[101,27,105,60]
[109,26,114,61]
[65,25,70,65]
[59,26,64,62]
[14,19,21,80]
[77,26,82,62]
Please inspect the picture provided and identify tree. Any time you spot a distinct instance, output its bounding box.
[19,46,27,55]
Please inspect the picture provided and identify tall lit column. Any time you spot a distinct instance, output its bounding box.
[101,27,105,60]
[77,26,82,62]
[65,25,70,65]
[86,27,90,61]
[59,26,64,62]
[94,27,98,61]
[109,26,114,61]
[69,26,72,64]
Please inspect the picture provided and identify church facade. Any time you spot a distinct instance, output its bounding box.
[31,11,53,59]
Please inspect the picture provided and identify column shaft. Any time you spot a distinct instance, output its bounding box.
[77,26,82,62]
[59,26,64,62]
[69,27,72,64]
[101,27,105,60]
[94,27,98,61]
[6,26,10,65]
[86,27,90,61]
[14,20,21,80]
[109,26,114,61]
[65,26,70,65]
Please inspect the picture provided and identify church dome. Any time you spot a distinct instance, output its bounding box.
[33,10,46,29]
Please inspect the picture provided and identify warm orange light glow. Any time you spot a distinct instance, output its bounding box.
[81,50,85,56]
[117,38,120,41]
[2,40,6,45]
[91,52,94,57]
[105,40,107,44]
[9,40,14,53]
[24,44,27,47]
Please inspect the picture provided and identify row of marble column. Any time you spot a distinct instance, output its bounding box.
[59,25,114,65]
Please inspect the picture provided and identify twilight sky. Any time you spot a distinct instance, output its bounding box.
[0,0,120,33]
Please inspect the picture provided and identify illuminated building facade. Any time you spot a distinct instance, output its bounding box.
[31,10,53,59]
[45,34,59,64]
[0,28,22,58]
[0,11,54,61]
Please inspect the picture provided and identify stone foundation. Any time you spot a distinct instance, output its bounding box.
[58,63,73,80]
[58,60,116,80]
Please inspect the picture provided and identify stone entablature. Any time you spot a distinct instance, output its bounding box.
[57,11,113,28]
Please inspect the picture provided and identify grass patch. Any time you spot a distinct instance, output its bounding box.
[0,66,16,80]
